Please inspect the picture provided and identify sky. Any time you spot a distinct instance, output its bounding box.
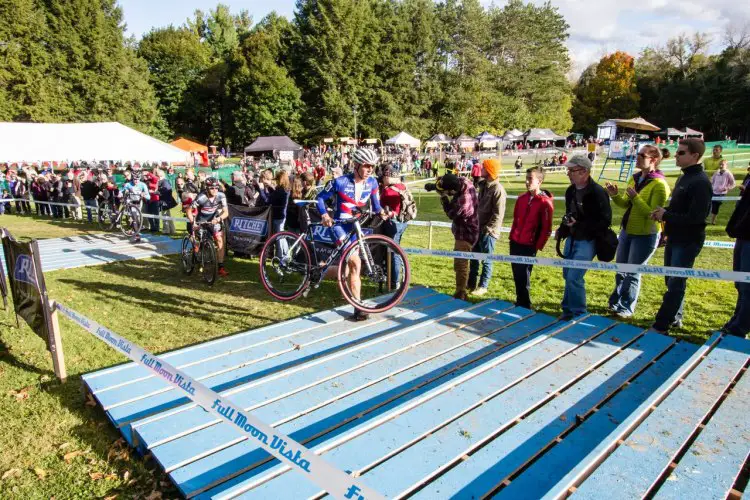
[119,0,749,78]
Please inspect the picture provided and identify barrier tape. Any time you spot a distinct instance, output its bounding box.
[55,303,384,500]
[402,246,750,283]
[3,198,189,222]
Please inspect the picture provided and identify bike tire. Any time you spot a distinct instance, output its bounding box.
[97,201,114,231]
[121,206,143,238]
[259,231,312,301]
[200,238,218,285]
[337,234,411,314]
[180,236,195,275]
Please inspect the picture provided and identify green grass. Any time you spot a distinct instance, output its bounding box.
[0,162,744,497]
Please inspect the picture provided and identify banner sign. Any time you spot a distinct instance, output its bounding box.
[1,234,49,345]
[226,204,272,256]
[55,303,384,500]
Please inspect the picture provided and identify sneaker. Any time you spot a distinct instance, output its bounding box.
[218,267,229,278]
[347,310,370,322]
[453,291,468,301]
[614,311,631,320]
[651,324,668,334]
[473,287,488,297]
[558,313,574,321]
[670,319,683,329]
[133,236,141,244]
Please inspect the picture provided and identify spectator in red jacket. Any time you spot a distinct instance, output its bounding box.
[509,166,554,308]
[313,163,326,186]
[143,170,161,232]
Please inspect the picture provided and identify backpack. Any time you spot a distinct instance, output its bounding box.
[393,186,417,223]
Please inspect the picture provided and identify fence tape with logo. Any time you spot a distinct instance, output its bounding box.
[402,247,750,283]
[54,302,384,500]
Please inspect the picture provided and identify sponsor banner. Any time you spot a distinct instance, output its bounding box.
[403,246,750,283]
[1,233,49,344]
[226,204,272,256]
[55,303,384,500]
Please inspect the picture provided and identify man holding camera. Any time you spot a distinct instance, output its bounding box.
[432,173,479,300]
[559,156,611,320]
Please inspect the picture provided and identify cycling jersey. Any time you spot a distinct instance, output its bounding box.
[316,173,382,219]
[192,192,228,222]
[122,181,148,202]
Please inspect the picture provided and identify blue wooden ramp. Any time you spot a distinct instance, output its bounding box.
[82,287,750,499]
[0,233,180,272]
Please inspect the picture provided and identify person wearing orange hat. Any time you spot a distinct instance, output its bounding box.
[468,158,507,296]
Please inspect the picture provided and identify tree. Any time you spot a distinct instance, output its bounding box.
[572,51,640,136]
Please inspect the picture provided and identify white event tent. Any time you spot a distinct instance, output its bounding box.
[385,131,421,148]
[0,122,189,164]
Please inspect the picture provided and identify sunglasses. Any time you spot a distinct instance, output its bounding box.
[567,168,586,174]
[675,150,688,156]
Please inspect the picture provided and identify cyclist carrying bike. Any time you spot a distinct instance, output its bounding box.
[121,169,149,243]
[316,147,389,322]
[187,177,230,277]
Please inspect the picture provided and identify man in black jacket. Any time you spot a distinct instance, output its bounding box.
[225,171,248,206]
[559,155,612,320]
[722,183,750,338]
[651,138,712,333]
[80,175,99,223]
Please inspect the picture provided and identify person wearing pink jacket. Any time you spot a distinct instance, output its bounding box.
[710,160,736,224]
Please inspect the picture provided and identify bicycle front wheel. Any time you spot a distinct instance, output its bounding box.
[180,236,195,275]
[259,231,312,301]
[338,234,410,314]
[121,206,143,237]
[200,238,218,285]
[97,202,114,231]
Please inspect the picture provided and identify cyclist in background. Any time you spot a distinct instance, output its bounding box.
[316,147,388,322]
[188,177,230,277]
[121,169,149,243]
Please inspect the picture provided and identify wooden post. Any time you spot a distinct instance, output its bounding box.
[428,221,433,250]
[31,241,66,382]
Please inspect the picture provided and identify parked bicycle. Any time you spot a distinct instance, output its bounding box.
[259,207,410,313]
[180,221,219,285]
[97,194,143,238]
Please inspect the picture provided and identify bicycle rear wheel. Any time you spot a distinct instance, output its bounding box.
[121,206,143,237]
[338,234,410,314]
[180,236,195,275]
[200,238,218,285]
[97,201,114,231]
[259,231,312,301]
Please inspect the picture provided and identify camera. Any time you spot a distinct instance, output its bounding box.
[424,182,440,193]
[561,213,575,225]
[425,174,460,194]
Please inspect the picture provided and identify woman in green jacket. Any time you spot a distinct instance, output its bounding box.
[605,145,671,318]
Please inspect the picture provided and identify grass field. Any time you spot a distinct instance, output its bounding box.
[0,162,746,498]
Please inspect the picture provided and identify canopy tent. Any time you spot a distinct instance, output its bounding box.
[244,135,302,155]
[0,122,189,164]
[597,117,660,141]
[682,127,704,138]
[454,133,477,151]
[502,129,524,141]
[476,131,500,148]
[170,137,208,153]
[385,131,421,148]
[523,128,566,142]
[427,133,452,144]
[656,128,686,137]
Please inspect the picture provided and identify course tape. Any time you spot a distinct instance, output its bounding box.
[403,246,749,283]
[4,198,189,222]
[56,303,383,500]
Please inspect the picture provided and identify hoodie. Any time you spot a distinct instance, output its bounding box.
[510,190,554,250]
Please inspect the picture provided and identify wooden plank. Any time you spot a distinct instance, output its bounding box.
[489,341,698,500]
[144,305,544,471]
[106,295,461,434]
[181,316,614,499]
[411,331,674,499]
[654,343,750,499]
[83,286,437,392]
[133,301,518,453]
[240,322,642,500]
[570,334,750,500]
[94,292,451,410]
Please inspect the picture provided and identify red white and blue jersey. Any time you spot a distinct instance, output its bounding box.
[316,173,382,219]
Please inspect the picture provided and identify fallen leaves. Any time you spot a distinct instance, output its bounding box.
[145,491,162,500]
[1,468,22,480]
[34,468,46,479]
[63,450,84,463]
[85,393,97,407]
[7,387,31,401]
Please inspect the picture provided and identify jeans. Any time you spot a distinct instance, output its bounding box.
[146,200,160,232]
[561,238,596,316]
[653,238,704,331]
[468,232,497,290]
[510,240,537,309]
[84,199,98,223]
[608,231,659,316]
[723,238,750,337]
[273,218,287,255]
[383,219,407,286]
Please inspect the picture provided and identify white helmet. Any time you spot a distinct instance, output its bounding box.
[351,148,379,167]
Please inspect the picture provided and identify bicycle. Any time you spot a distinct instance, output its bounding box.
[259,207,411,314]
[180,221,219,285]
[97,194,143,237]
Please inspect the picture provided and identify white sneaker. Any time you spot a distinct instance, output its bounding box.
[473,287,488,296]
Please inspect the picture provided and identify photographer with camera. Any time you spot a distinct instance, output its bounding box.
[428,172,479,300]
[558,156,611,320]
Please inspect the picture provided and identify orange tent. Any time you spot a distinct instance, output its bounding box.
[170,137,208,153]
